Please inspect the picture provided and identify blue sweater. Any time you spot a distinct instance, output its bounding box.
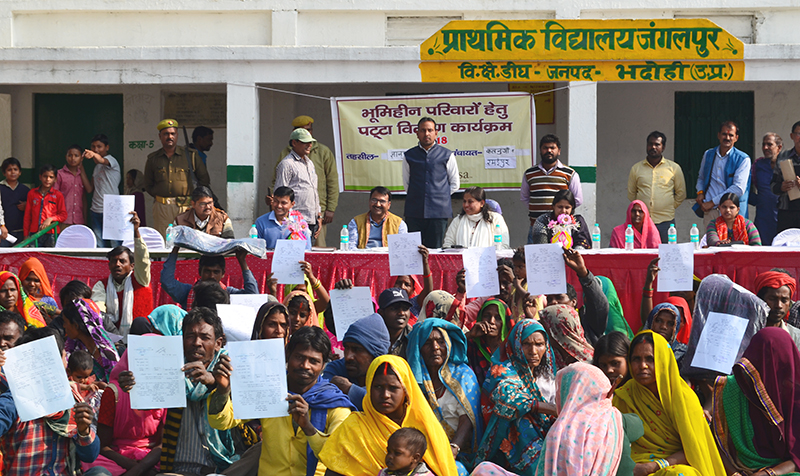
[160,252,259,308]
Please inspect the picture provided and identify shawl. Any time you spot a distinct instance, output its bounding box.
[665,296,693,345]
[106,272,134,338]
[420,290,463,327]
[598,276,633,339]
[539,304,593,369]
[613,331,726,475]
[644,302,688,364]
[477,320,557,476]
[682,274,768,380]
[473,299,513,362]
[283,290,320,328]
[0,271,46,328]
[250,301,288,340]
[318,355,458,476]
[535,362,624,476]
[65,298,120,381]
[446,211,506,249]
[730,328,800,469]
[293,377,356,476]
[715,214,749,244]
[124,169,146,195]
[609,200,661,249]
[754,270,797,298]
[18,257,54,299]
[406,318,482,458]
[146,304,186,336]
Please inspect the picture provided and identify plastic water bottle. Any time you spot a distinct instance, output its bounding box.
[690,223,700,250]
[592,223,601,249]
[668,224,677,244]
[625,224,634,251]
[340,225,349,250]
[249,224,258,239]
[494,224,502,249]
[165,224,174,248]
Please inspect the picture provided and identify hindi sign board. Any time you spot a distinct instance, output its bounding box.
[330,92,534,192]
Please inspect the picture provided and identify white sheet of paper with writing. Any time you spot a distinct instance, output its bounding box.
[230,294,273,314]
[217,304,258,342]
[690,311,748,374]
[484,146,516,169]
[4,335,74,422]
[128,335,187,410]
[227,339,289,419]
[330,287,375,340]
[657,243,694,292]
[463,246,500,298]
[102,195,136,241]
[388,232,423,276]
[524,243,567,295]
[271,239,306,284]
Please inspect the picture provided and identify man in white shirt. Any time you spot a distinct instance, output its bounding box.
[83,133,121,247]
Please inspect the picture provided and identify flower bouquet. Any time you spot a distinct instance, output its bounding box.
[547,214,580,249]
[286,210,310,241]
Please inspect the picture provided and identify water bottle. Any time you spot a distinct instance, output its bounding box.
[668,224,677,244]
[340,225,349,250]
[249,224,258,239]
[690,223,700,250]
[625,224,634,251]
[494,224,502,249]
[165,224,174,248]
[592,223,601,249]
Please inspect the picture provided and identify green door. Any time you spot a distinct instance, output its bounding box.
[673,91,755,193]
[33,94,124,196]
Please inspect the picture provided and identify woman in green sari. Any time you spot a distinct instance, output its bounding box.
[712,327,800,475]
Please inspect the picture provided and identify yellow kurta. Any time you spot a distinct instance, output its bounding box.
[207,390,351,476]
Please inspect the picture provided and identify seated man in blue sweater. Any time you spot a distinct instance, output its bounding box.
[322,313,390,410]
[0,327,105,476]
[161,247,269,310]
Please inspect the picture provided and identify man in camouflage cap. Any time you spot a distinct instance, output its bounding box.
[144,119,211,238]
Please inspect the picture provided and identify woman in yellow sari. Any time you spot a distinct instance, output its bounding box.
[319,355,457,476]
[613,330,725,475]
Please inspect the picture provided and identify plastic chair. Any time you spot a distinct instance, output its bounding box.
[772,228,800,247]
[54,225,97,249]
[122,226,166,251]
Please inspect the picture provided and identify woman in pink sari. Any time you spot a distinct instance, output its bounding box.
[82,350,166,476]
[609,200,662,249]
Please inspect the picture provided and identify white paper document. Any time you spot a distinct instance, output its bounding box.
[230,294,274,313]
[271,240,307,284]
[102,195,136,241]
[524,243,567,295]
[657,243,695,292]
[691,311,749,374]
[227,339,289,420]
[217,304,258,342]
[330,287,375,340]
[388,232,423,276]
[462,246,500,298]
[128,335,187,410]
[4,335,74,422]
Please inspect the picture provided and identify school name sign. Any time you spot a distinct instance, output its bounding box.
[419,19,745,82]
[330,92,534,192]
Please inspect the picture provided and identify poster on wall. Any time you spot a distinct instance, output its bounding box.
[330,92,535,192]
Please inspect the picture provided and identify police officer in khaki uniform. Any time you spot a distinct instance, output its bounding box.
[144,119,211,237]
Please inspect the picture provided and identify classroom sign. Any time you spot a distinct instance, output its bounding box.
[330,92,535,192]
[419,19,745,82]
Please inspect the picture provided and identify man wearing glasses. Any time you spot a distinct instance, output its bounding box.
[175,185,234,238]
[346,186,407,249]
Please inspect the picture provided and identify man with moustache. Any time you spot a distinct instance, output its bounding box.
[521,134,583,244]
[750,132,782,245]
[209,326,354,476]
[323,313,391,410]
[346,186,408,249]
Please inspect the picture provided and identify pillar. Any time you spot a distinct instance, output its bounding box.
[567,82,598,227]
[226,82,260,238]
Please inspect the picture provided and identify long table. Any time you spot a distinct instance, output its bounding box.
[1,247,799,333]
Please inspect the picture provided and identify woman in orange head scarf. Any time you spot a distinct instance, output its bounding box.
[19,257,57,307]
[0,271,46,328]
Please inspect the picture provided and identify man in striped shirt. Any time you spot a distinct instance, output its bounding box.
[520,134,583,243]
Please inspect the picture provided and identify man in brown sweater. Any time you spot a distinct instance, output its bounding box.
[175,186,234,238]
